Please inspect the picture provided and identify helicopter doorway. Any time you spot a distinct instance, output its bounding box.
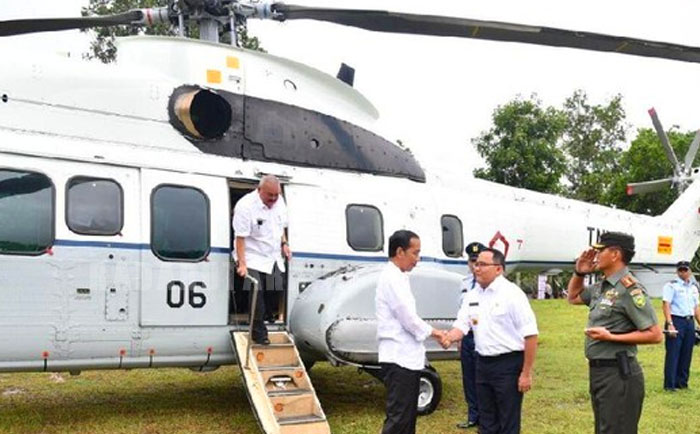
[228,181,288,328]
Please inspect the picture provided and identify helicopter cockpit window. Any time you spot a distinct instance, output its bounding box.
[151,185,210,262]
[346,204,383,252]
[66,177,123,236]
[0,169,54,255]
[441,215,464,258]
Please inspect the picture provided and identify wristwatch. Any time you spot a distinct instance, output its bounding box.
[574,269,588,277]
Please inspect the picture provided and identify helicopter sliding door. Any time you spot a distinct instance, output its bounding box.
[139,169,229,326]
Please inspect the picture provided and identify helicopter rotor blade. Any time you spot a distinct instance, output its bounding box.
[270,4,700,64]
[0,9,169,37]
[626,178,674,196]
[683,130,700,175]
[648,108,682,177]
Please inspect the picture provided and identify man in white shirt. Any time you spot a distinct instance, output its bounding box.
[233,175,291,345]
[442,248,538,434]
[376,230,445,434]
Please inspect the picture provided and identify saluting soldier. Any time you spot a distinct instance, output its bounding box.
[567,232,663,434]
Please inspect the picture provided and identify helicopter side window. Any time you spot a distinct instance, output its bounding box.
[151,185,210,262]
[66,177,123,236]
[346,204,383,252]
[0,169,54,255]
[441,215,464,258]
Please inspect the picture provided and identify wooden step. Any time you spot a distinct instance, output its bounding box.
[251,346,301,369]
[278,414,327,426]
[261,368,311,394]
[270,393,322,421]
[267,389,312,398]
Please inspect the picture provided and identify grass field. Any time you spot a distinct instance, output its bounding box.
[1,299,700,433]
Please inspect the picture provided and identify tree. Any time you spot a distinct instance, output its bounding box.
[472,96,567,194]
[561,90,627,204]
[82,0,263,63]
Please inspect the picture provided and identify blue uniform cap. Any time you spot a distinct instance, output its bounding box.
[465,242,486,260]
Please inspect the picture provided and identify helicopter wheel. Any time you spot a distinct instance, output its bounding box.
[417,366,442,416]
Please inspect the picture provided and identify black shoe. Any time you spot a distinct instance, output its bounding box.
[254,337,270,345]
[456,420,478,429]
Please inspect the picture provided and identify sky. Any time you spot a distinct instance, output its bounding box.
[4,1,700,173]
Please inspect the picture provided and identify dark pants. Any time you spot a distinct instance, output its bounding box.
[380,363,420,434]
[460,332,479,423]
[243,265,281,342]
[664,315,695,389]
[589,358,644,434]
[476,351,524,434]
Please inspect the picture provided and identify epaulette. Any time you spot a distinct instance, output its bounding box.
[620,274,638,289]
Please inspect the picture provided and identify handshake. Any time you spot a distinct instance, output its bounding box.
[431,328,462,349]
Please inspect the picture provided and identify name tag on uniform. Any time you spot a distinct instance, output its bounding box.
[599,298,614,306]
[469,302,479,306]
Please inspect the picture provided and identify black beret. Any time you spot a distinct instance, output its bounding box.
[591,232,635,252]
[465,242,487,259]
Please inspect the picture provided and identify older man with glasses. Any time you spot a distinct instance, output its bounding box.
[662,260,700,391]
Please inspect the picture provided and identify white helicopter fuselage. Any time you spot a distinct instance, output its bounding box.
[0,36,696,373]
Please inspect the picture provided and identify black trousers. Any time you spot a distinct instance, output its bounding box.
[590,359,644,434]
[476,351,524,434]
[460,332,479,423]
[243,265,281,342]
[380,363,420,434]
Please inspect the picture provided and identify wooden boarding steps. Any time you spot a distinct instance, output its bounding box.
[231,331,330,434]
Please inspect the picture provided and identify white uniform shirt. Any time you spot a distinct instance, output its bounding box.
[232,190,288,274]
[376,261,433,371]
[453,274,538,356]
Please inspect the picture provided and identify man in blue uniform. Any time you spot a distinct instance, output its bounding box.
[456,241,486,430]
[662,260,700,391]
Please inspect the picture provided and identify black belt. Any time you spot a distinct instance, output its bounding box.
[672,315,694,320]
[588,357,634,368]
[477,351,523,361]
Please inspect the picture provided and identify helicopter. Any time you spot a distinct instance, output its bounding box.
[2,1,700,430]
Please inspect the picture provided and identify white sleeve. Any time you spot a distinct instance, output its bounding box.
[232,200,252,237]
[511,290,538,338]
[386,279,432,342]
[452,295,472,334]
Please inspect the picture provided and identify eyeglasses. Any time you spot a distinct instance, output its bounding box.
[474,262,500,268]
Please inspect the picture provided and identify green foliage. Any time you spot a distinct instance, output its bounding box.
[472,96,567,194]
[561,90,627,204]
[473,91,627,200]
[82,0,264,63]
[606,128,697,215]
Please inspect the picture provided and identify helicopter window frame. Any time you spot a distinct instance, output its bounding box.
[345,204,384,252]
[440,214,464,258]
[65,176,124,236]
[151,183,211,263]
[0,168,55,256]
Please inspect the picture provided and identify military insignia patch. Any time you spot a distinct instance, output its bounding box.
[632,293,647,308]
[620,275,637,288]
[629,289,642,296]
